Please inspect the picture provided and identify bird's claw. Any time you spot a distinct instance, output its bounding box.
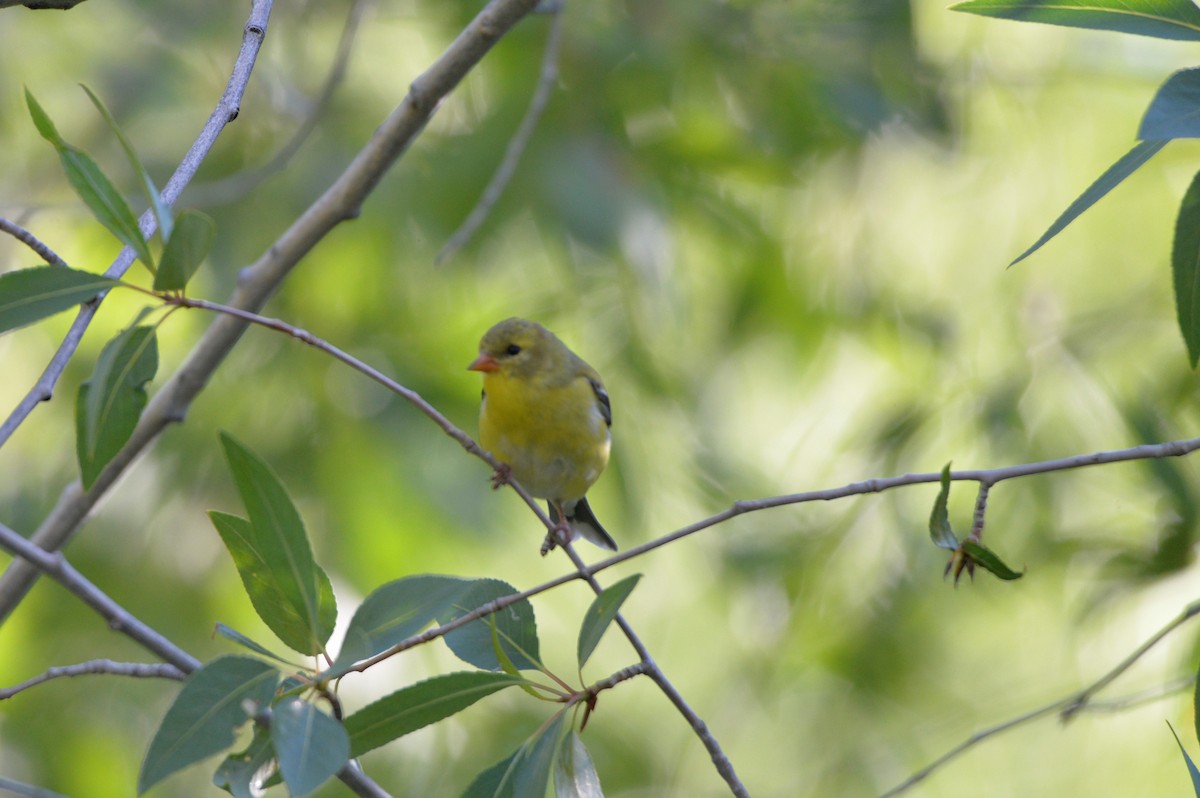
[489,463,512,491]
[540,521,572,556]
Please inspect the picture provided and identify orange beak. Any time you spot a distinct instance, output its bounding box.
[468,353,499,373]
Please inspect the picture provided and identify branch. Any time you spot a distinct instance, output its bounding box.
[437,6,566,263]
[0,520,200,673]
[0,659,186,700]
[184,0,367,207]
[0,0,273,453]
[878,597,1200,796]
[0,217,68,267]
[0,0,544,621]
[0,777,69,798]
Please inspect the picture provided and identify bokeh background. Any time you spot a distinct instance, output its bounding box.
[2,0,1200,795]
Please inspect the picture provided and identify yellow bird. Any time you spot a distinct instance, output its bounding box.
[468,318,617,552]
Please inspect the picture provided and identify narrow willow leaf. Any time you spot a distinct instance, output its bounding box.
[1168,722,1200,794]
[961,541,1024,580]
[578,574,641,668]
[929,463,958,551]
[76,325,157,488]
[1010,140,1167,266]
[1195,654,1200,751]
[81,84,174,241]
[0,266,117,334]
[324,575,476,678]
[554,732,603,798]
[1140,69,1200,140]
[440,579,540,672]
[1173,171,1200,367]
[138,656,279,794]
[155,210,215,292]
[209,511,336,657]
[345,671,526,758]
[213,726,275,798]
[951,0,1200,40]
[213,622,297,667]
[461,752,519,798]
[513,713,569,798]
[216,433,337,655]
[26,88,155,271]
[270,699,349,798]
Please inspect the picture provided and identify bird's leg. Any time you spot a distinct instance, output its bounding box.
[489,462,512,490]
[540,501,573,556]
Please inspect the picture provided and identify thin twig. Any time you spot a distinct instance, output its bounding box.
[0,217,68,267]
[0,0,544,620]
[185,0,367,207]
[0,521,200,673]
[0,659,186,700]
[879,598,1200,797]
[0,0,273,454]
[436,6,566,263]
[0,776,70,798]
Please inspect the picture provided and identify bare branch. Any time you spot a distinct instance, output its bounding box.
[437,7,566,263]
[0,521,200,673]
[878,598,1200,797]
[0,0,543,620]
[185,0,367,207]
[0,659,185,700]
[0,0,273,452]
[0,217,68,267]
[0,776,69,798]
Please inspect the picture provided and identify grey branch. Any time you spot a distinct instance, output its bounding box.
[0,217,68,267]
[0,659,186,700]
[0,0,543,621]
[878,597,1200,797]
[437,6,566,263]
[0,0,272,452]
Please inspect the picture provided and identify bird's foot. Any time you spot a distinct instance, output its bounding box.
[489,463,512,491]
[540,520,572,556]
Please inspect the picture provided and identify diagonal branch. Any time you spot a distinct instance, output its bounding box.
[0,0,544,621]
[0,0,274,452]
[437,5,566,263]
[0,659,186,700]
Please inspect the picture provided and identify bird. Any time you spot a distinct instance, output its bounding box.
[468,317,617,553]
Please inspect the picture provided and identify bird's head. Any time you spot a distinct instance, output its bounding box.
[467,317,560,379]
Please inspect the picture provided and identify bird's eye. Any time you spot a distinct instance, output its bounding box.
[505,344,521,356]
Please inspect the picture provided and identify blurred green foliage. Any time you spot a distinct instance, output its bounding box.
[2,0,1200,796]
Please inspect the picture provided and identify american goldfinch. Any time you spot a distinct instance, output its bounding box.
[468,318,617,552]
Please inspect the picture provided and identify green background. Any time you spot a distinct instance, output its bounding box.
[2,0,1200,795]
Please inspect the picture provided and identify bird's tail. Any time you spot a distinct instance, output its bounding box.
[548,497,618,551]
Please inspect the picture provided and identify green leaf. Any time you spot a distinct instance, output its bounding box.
[513,713,569,798]
[1173,170,1200,367]
[345,671,527,758]
[269,699,349,798]
[1194,653,1200,748]
[577,574,641,668]
[155,209,215,292]
[81,84,174,241]
[1010,140,1166,266]
[951,0,1200,40]
[215,432,337,655]
[138,655,279,794]
[26,88,155,271]
[0,266,117,334]
[1141,69,1200,140]
[554,731,603,798]
[209,511,336,657]
[440,579,541,672]
[213,622,298,667]
[76,325,158,489]
[461,752,519,798]
[1169,721,1200,795]
[213,726,275,798]
[929,463,958,551]
[961,541,1024,580]
[324,575,477,678]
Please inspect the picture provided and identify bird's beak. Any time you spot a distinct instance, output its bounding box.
[468,353,499,373]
